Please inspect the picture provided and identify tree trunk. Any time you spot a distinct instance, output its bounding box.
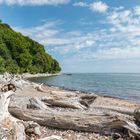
[9,98,140,138]
[0,91,13,123]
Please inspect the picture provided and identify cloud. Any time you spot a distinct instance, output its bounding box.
[14,21,62,45]
[107,8,140,34]
[82,47,140,60]
[14,21,96,55]
[89,1,108,13]
[13,4,140,62]
[73,2,88,7]
[0,0,70,6]
[73,1,108,13]
[134,6,140,15]
[14,19,140,61]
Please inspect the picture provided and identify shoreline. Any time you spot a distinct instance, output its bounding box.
[47,85,140,104]
[1,72,139,104]
[23,72,61,78]
[29,77,140,104]
[1,73,140,139]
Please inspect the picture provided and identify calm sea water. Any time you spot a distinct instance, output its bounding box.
[30,73,140,103]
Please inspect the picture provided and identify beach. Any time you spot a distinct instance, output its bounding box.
[0,73,140,140]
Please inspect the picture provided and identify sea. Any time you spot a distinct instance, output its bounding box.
[29,73,140,103]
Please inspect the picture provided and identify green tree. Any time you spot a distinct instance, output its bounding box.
[0,22,61,74]
[17,52,32,72]
[0,56,5,73]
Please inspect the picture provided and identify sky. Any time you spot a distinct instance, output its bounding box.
[0,0,140,73]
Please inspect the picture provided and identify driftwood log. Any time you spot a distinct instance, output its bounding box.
[0,91,13,122]
[9,106,137,134]
[34,83,46,92]
[0,85,43,139]
[8,96,140,139]
[0,91,26,140]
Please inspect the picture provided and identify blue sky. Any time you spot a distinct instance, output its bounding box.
[1,0,140,73]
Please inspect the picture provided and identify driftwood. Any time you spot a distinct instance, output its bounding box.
[0,91,44,140]
[14,121,26,140]
[8,96,140,139]
[28,97,50,110]
[1,74,140,139]
[39,135,64,140]
[9,106,120,133]
[42,98,87,109]
[34,83,46,92]
[91,105,134,116]
[41,95,96,110]
[0,91,13,122]
[0,90,27,140]
[9,105,140,138]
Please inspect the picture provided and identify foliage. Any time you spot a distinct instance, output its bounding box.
[0,23,61,74]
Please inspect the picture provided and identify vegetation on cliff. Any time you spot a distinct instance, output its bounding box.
[0,22,61,74]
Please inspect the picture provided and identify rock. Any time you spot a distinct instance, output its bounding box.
[112,133,121,139]
[0,126,11,139]
[1,84,16,92]
[25,122,42,138]
[134,108,140,123]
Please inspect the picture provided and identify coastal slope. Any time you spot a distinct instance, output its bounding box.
[0,23,61,74]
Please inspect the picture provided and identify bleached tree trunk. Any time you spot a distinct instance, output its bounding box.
[0,91,13,123]
[8,97,140,139]
[0,91,27,140]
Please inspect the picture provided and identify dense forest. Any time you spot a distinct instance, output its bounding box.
[0,22,61,74]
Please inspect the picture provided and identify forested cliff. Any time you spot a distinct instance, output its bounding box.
[0,23,61,74]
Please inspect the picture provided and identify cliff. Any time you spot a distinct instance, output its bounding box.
[0,23,61,74]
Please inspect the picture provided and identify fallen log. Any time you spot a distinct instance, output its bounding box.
[0,91,13,122]
[92,106,134,116]
[9,105,140,139]
[8,96,140,139]
[42,98,87,109]
[0,88,45,140]
[8,106,116,133]
[41,94,96,110]
[34,83,46,92]
[28,97,50,110]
